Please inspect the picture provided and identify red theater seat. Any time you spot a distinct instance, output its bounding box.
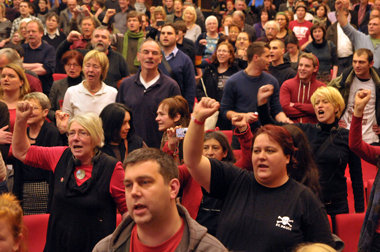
[52,73,67,81]
[221,130,233,145]
[335,213,365,252]
[23,214,49,252]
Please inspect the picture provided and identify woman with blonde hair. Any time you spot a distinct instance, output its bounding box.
[62,50,117,119]
[12,107,127,251]
[0,63,30,132]
[0,3,11,45]
[183,5,201,43]
[0,193,27,252]
[258,85,364,227]
[151,6,166,29]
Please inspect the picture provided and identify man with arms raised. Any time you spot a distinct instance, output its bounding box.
[337,3,380,68]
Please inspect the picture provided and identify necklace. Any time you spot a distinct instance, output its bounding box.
[27,128,38,141]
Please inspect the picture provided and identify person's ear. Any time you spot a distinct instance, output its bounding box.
[42,108,49,118]
[169,178,180,199]
[173,113,181,123]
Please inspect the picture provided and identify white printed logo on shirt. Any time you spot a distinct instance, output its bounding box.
[276,216,294,231]
[293,26,309,40]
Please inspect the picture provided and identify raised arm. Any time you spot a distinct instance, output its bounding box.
[183,97,220,192]
[12,101,34,162]
[349,90,380,164]
[231,114,254,171]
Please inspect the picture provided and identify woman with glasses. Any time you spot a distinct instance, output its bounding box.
[12,103,127,251]
[49,50,83,121]
[12,92,63,215]
[197,41,239,129]
[62,50,117,119]
[275,12,293,41]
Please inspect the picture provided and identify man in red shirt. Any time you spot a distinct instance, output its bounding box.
[93,148,227,252]
[289,3,313,50]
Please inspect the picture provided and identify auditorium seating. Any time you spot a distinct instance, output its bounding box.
[52,73,68,81]
[221,130,233,144]
[23,214,49,252]
[335,213,365,252]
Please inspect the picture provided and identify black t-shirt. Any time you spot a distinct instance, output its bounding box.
[209,159,335,251]
[216,67,236,102]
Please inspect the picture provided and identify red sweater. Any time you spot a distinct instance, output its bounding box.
[280,75,325,123]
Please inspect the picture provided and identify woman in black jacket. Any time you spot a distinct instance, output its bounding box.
[100,103,145,163]
[197,41,240,129]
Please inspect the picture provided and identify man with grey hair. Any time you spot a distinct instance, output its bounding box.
[257,20,280,42]
[0,48,42,92]
[117,39,181,148]
[56,26,128,88]
[232,10,256,41]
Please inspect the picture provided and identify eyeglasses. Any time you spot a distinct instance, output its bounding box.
[276,18,286,21]
[66,63,80,68]
[67,130,90,138]
[237,37,249,41]
[217,49,230,54]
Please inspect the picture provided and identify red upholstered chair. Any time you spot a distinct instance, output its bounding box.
[335,213,365,252]
[221,130,233,145]
[366,179,374,205]
[52,73,67,81]
[361,159,377,182]
[23,214,49,252]
[233,149,242,161]
[327,215,333,232]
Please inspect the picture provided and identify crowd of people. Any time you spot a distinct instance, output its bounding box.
[0,0,380,251]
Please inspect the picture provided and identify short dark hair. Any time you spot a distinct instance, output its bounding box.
[61,50,84,66]
[127,10,142,23]
[45,12,59,22]
[124,148,179,183]
[247,41,269,62]
[173,20,187,33]
[94,0,105,8]
[284,33,299,48]
[310,23,326,41]
[99,103,136,144]
[79,16,97,27]
[159,95,190,127]
[354,48,374,63]
[161,23,177,32]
